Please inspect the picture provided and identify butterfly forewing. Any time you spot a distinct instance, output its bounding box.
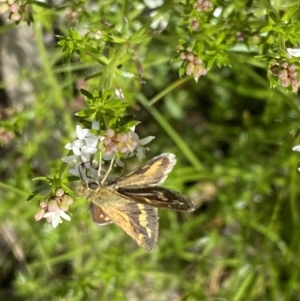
[110,153,176,188]
[117,186,195,212]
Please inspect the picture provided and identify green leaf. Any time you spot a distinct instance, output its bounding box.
[216,31,226,45]
[103,99,126,110]
[85,71,103,81]
[76,108,96,118]
[108,35,127,44]
[272,26,284,33]
[281,4,299,22]
[32,176,52,183]
[85,44,100,54]
[60,183,77,198]
[260,25,274,33]
[130,28,148,44]
[269,11,279,23]
[26,183,50,201]
[69,28,81,40]
[80,89,93,99]
[295,127,300,138]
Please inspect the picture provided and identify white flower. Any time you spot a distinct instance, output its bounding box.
[62,124,104,177]
[64,125,102,162]
[43,210,71,228]
[129,130,155,161]
[61,154,81,165]
[292,145,300,152]
[35,192,74,228]
[287,48,300,58]
[293,145,300,173]
[62,123,155,177]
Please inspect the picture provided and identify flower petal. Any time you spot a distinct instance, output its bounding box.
[76,125,90,140]
[51,212,62,228]
[82,145,97,154]
[92,120,100,130]
[292,145,300,152]
[34,209,45,221]
[59,211,71,221]
[81,153,92,163]
[139,136,155,145]
[287,48,300,58]
[61,155,80,165]
[85,136,99,148]
[68,167,81,177]
[64,142,73,150]
[136,147,145,161]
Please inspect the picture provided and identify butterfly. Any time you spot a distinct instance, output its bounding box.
[82,153,195,252]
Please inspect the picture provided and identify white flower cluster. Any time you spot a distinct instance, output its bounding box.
[61,122,155,179]
[62,123,102,177]
[34,189,73,228]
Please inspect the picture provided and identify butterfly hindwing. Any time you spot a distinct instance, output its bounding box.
[90,203,113,225]
[110,153,176,188]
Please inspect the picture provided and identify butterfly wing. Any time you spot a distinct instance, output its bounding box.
[118,186,195,212]
[90,203,113,225]
[90,187,159,252]
[110,153,176,188]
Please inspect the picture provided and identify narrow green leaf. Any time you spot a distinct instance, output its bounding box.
[281,4,299,22]
[80,89,93,99]
[26,184,50,201]
[260,25,274,33]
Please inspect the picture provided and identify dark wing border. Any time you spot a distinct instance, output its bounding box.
[118,186,195,212]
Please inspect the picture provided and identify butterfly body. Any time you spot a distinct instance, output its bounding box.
[85,153,195,251]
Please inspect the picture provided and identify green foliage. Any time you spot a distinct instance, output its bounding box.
[1,0,300,300]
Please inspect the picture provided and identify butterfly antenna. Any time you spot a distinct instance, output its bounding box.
[100,154,115,185]
[78,162,85,181]
[98,152,102,177]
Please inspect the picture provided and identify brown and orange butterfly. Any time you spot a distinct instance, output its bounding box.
[81,153,195,252]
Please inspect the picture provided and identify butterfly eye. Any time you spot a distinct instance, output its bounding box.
[88,182,99,190]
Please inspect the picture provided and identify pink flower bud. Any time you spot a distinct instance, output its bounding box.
[186,62,195,76]
[35,209,45,221]
[187,53,195,61]
[48,200,59,212]
[106,129,115,138]
[194,64,207,78]
[11,12,21,21]
[281,78,289,87]
[10,3,20,13]
[55,188,65,197]
[278,69,288,80]
[180,52,186,60]
[194,57,202,64]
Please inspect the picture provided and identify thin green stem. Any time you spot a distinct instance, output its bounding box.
[148,76,192,106]
[137,93,203,171]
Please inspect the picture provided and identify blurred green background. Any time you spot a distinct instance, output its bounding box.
[1,1,300,300]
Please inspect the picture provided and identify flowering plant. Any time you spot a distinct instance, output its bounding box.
[30,89,155,227]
